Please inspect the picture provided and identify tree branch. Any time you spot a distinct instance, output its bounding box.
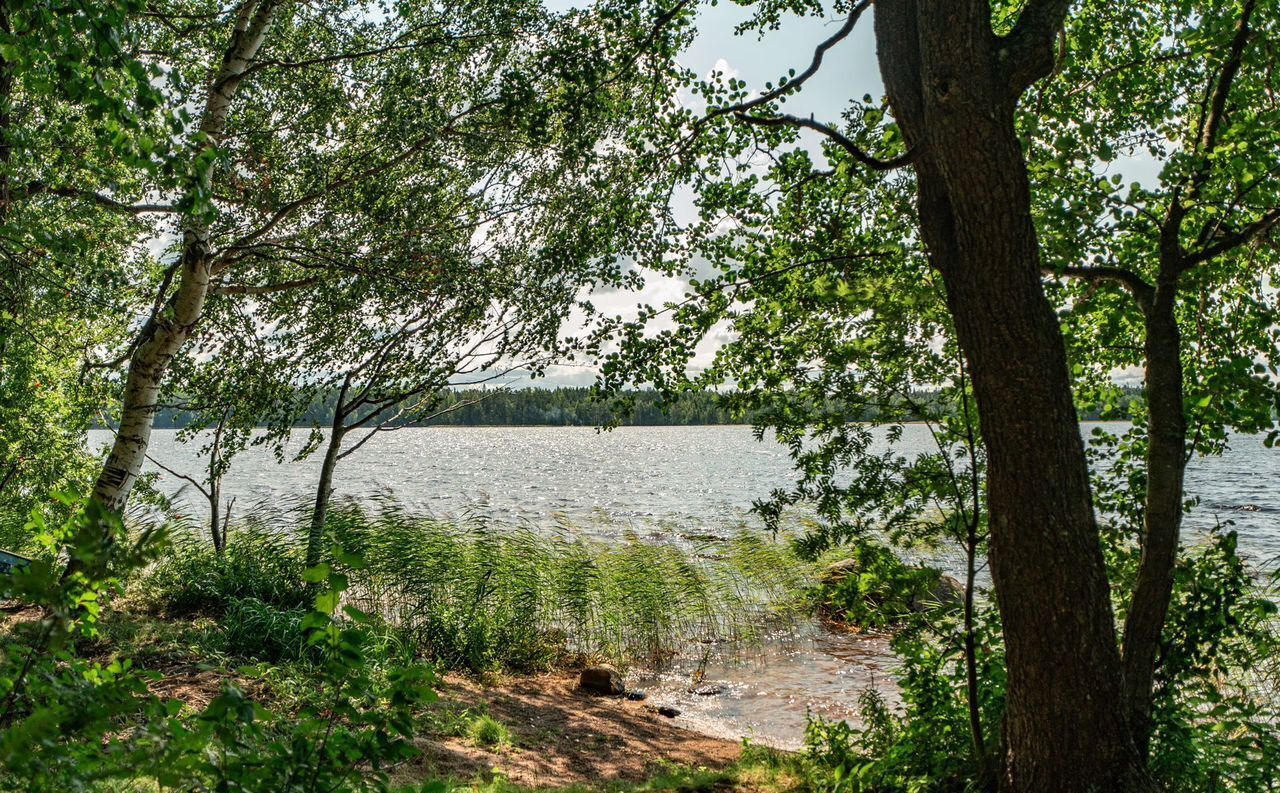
[81,258,182,375]
[14,182,181,214]
[1182,207,1280,268]
[210,275,322,295]
[689,1,916,170]
[1001,0,1073,96]
[241,41,426,78]
[709,1,869,120]
[1197,0,1256,158]
[731,112,921,171]
[1045,264,1155,312]
[145,452,211,500]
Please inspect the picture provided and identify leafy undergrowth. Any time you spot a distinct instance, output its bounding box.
[809,540,955,631]
[392,745,811,793]
[11,499,1278,793]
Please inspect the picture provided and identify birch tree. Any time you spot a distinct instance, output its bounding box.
[80,0,689,535]
[0,0,174,543]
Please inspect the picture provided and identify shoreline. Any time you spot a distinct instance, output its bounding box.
[398,672,747,788]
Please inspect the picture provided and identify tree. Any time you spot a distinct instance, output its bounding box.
[602,0,1164,788]
[147,407,235,553]
[0,0,174,546]
[866,5,1154,785]
[81,0,690,530]
[1032,0,1280,756]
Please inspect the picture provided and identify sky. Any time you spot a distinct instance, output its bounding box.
[526,2,884,388]
[520,2,1159,390]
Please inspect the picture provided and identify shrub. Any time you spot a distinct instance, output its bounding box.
[803,605,1005,793]
[814,540,950,630]
[0,498,439,792]
[466,713,511,748]
[136,524,310,617]
[1145,531,1280,792]
[804,530,1280,793]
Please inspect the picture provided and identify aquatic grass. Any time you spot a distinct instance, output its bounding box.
[219,597,309,663]
[325,500,815,672]
[131,497,815,674]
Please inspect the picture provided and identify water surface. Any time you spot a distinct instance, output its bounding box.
[91,423,1280,747]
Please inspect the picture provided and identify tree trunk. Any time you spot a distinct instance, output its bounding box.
[89,0,279,517]
[1121,274,1185,756]
[208,411,229,554]
[208,478,226,555]
[92,238,213,512]
[307,384,350,568]
[873,3,1152,790]
[963,517,988,780]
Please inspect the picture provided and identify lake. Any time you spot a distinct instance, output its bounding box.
[90,423,1280,747]
[101,423,1280,565]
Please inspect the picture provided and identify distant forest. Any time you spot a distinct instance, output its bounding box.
[149,385,1146,430]
[153,387,747,429]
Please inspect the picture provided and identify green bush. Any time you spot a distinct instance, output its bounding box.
[0,497,439,792]
[814,540,950,630]
[803,606,1005,793]
[135,524,310,616]
[1144,531,1280,792]
[466,713,511,748]
[804,530,1280,793]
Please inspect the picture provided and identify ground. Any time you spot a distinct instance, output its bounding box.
[397,672,746,788]
[3,604,801,792]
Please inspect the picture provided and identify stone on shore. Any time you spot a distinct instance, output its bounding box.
[578,664,625,696]
[911,574,965,612]
[820,556,862,585]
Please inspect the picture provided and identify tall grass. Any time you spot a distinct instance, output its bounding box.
[135,499,814,674]
[135,520,311,617]
[331,501,812,671]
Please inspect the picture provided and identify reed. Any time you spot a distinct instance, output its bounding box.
[136,498,814,673]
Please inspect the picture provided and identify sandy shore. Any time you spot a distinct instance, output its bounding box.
[395,672,745,788]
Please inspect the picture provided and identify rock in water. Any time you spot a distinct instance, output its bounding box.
[820,557,862,585]
[651,705,680,718]
[691,683,725,696]
[578,664,625,696]
[911,574,965,612]
[625,690,647,701]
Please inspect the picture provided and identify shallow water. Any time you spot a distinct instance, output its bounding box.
[630,626,901,750]
[91,422,1280,747]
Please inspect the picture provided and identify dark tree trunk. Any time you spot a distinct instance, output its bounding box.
[872,3,1152,790]
[208,480,228,556]
[1121,272,1186,756]
[208,409,229,554]
[962,516,988,779]
[307,389,349,568]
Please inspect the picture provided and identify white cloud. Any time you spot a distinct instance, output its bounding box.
[705,57,740,83]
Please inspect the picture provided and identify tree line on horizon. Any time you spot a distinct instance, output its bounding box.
[137,385,1148,430]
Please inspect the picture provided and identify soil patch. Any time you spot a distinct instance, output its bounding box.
[398,672,744,788]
